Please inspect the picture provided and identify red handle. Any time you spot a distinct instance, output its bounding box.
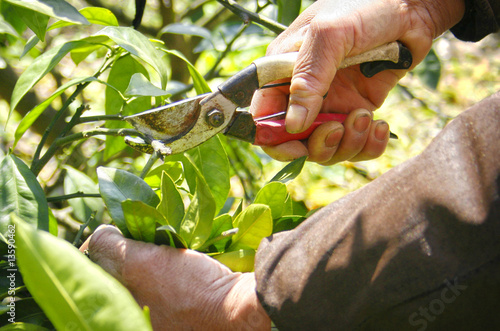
[254,113,348,146]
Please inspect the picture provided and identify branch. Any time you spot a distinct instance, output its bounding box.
[216,0,286,35]
[47,192,101,202]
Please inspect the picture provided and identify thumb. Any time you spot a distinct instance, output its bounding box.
[84,225,127,282]
[286,22,347,133]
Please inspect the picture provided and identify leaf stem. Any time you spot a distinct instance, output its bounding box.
[78,114,125,123]
[198,228,238,251]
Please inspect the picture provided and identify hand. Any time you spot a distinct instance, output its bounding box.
[251,0,465,164]
[80,226,271,331]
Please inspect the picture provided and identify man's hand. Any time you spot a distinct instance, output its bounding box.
[251,0,465,164]
[80,226,271,331]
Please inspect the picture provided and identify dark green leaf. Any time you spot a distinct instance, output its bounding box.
[273,215,306,233]
[13,5,49,42]
[0,322,51,330]
[0,155,49,237]
[186,136,230,213]
[14,77,98,147]
[157,172,184,231]
[96,26,169,88]
[97,167,159,236]
[104,55,149,160]
[212,249,255,272]
[124,73,170,97]
[254,182,287,219]
[161,49,211,94]
[63,166,103,229]
[122,200,165,243]
[9,38,100,122]
[179,176,216,250]
[269,156,307,183]
[277,0,301,26]
[154,225,187,248]
[13,216,152,330]
[0,15,20,37]
[4,0,88,24]
[228,204,272,251]
[414,48,441,90]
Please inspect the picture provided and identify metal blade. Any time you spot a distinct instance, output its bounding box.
[125,94,209,141]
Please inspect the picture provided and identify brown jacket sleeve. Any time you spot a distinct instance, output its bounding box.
[450,0,499,41]
[255,92,500,330]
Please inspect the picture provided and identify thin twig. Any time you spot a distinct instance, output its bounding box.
[73,211,96,246]
[47,192,101,202]
[79,114,125,123]
[216,0,286,34]
[140,150,159,178]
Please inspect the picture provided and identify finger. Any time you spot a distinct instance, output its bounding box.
[349,120,390,162]
[261,140,309,162]
[321,108,372,165]
[87,225,128,282]
[306,121,345,164]
[250,80,290,118]
[286,16,348,133]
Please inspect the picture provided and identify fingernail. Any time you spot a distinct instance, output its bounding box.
[325,128,343,148]
[354,113,371,133]
[286,104,308,133]
[375,121,389,141]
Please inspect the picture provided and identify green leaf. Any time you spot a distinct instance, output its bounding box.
[122,200,165,243]
[96,26,169,88]
[254,182,287,219]
[161,49,211,94]
[208,214,233,252]
[277,0,301,26]
[270,156,307,183]
[124,73,170,97]
[228,204,272,251]
[9,39,96,122]
[0,17,19,37]
[14,77,98,147]
[414,48,441,90]
[20,35,40,59]
[97,167,160,236]
[63,165,103,229]
[158,23,212,40]
[49,7,118,30]
[186,135,230,213]
[13,5,49,42]
[212,249,255,272]
[13,215,152,331]
[0,155,49,237]
[104,54,150,160]
[3,0,88,25]
[144,161,183,188]
[157,172,184,231]
[179,176,216,250]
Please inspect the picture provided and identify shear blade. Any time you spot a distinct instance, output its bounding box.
[125,94,208,141]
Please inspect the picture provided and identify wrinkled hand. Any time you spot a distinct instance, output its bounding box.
[251,0,464,164]
[80,226,270,331]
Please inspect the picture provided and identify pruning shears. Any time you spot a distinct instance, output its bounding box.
[124,41,412,156]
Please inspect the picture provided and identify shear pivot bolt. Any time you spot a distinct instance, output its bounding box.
[206,109,225,128]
